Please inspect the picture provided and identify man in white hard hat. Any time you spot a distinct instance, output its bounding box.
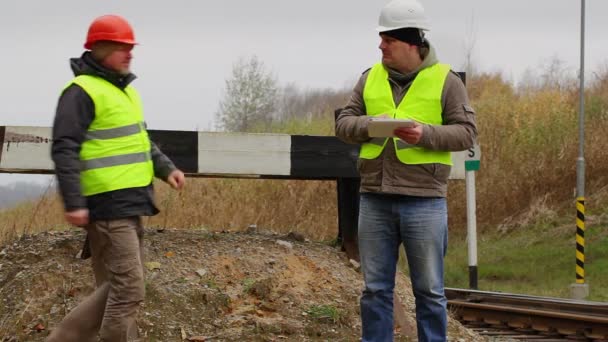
[336,0,477,341]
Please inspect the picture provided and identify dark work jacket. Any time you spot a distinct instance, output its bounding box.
[52,52,176,221]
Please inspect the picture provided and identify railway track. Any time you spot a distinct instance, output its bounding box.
[446,288,608,341]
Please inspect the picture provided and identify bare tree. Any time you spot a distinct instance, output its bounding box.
[215,56,278,132]
[275,84,351,122]
[518,56,577,92]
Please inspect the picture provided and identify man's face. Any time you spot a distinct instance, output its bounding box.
[379,34,416,71]
[102,43,134,75]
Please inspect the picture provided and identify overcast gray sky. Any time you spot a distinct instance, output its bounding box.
[1,0,607,185]
[2,0,607,130]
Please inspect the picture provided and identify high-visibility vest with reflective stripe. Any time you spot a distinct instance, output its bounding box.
[68,75,153,196]
[361,63,452,165]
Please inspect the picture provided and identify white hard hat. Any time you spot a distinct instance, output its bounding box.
[376,0,431,32]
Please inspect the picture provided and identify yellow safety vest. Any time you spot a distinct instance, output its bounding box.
[67,75,154,196]
[361,63,452,165]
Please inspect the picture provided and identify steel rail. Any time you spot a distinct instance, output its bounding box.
[445,288,608,340]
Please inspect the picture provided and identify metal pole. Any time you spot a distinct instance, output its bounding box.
[466,170,478,290]
[571,0,588,300]
[577,1,586,196]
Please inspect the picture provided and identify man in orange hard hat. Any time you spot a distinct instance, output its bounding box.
[47,14,185,342]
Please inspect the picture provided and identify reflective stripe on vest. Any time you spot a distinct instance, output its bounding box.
[84,122,142,141]
[68,75,154,196]
[361,63,452,165]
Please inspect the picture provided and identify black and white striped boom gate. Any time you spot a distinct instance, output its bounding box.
[0,125,469,260]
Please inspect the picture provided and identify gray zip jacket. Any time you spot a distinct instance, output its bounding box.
[52,52,176,219]
[335,43,477,197]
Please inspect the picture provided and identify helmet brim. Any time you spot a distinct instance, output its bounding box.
[84,39,138,50]
[376,25,430,32]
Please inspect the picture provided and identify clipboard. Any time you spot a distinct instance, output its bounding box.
[368,118,416,137]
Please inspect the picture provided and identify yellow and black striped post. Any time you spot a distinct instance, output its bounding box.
[571,0,588,299]
[575,197,585,284]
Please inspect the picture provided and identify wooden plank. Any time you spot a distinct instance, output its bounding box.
[485,319,505,325]
[508,322,532,329]
[148,129,198,173]
[0,126,53,171]
[198,132,291,177]
[478,331,519,336]
[0,126,5,162]
[291,135,358,179]
[507,336,559,340]
[531,324,552,332]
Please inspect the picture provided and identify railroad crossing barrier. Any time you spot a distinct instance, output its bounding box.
[0,125,478,263]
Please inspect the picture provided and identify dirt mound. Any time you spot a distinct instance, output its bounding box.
[0,228,483,341]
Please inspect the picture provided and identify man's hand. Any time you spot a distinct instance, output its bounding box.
[65,209,89,227]
[394,122,423,145]
[167,169,186,190]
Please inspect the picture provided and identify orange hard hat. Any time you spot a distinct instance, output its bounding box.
[84,14,137,50]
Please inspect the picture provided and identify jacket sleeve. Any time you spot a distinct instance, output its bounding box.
[417,72,477,151]
[51,84,94,211]
[335,72,373,144]
[150,139,177,181]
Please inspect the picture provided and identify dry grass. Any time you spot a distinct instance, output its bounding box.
[466,70,608,232]
[0,179,339,247]
[147,178,338,241]
[0,187,67,246]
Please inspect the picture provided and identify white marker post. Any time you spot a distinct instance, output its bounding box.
[465,144,481,289]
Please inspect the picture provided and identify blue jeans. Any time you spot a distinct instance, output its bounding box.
[358,193,448,342]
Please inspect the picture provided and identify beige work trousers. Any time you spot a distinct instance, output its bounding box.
[47,217,145,342]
